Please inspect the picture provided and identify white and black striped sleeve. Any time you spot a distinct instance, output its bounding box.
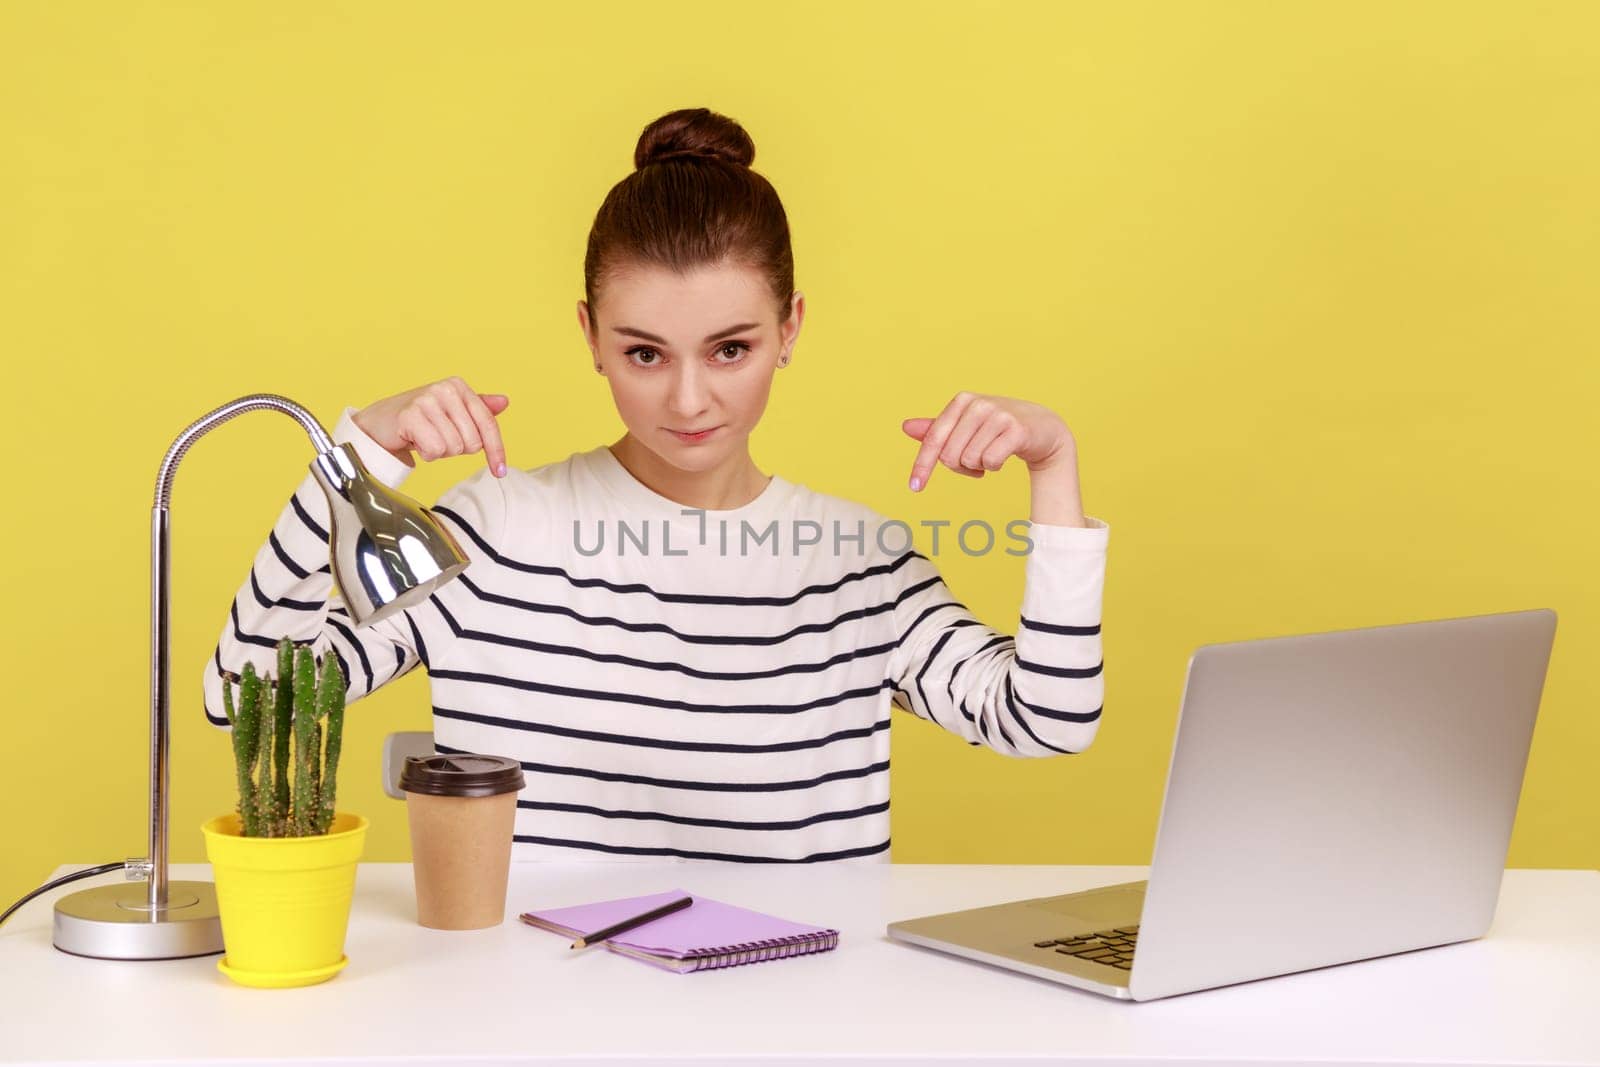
[200,405,506,730]
[885,517,1110,757]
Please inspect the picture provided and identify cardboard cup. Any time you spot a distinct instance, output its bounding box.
[404,790,518,930]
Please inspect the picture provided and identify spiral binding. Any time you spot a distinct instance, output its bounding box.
[677,930,841,971]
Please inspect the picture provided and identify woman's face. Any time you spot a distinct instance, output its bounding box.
[577,260,803,473]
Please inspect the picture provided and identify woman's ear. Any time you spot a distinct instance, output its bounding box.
[781,291,805,351]
[775,292,803,368]
[576,299,593,346]
[576,300,603,373]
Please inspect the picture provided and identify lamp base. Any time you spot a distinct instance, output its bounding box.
[52,880,224,960]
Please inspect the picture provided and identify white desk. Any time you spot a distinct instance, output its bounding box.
[3,863,1597,1066]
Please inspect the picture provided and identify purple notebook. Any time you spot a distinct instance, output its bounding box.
[518,889,840,974]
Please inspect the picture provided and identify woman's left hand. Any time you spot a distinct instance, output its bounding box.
[901,392,1075,492]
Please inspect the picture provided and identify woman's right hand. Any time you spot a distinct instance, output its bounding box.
[353,377,511,478]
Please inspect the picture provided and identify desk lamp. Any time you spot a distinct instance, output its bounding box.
[51,394,469,960]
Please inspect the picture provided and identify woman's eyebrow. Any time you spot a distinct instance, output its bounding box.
[612,322,760,345]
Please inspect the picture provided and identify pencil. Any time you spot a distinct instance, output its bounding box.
[570,894,694,949]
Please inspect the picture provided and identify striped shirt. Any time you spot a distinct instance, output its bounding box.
[203,405,1111,863]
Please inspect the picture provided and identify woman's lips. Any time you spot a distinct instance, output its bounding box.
[668,425,721,443]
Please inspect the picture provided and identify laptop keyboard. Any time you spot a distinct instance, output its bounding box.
[1033,925,1139,970]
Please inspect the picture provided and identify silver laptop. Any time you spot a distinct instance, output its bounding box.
[886,608,1558,1001]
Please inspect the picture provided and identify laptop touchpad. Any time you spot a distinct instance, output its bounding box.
[1026,883,1146,925]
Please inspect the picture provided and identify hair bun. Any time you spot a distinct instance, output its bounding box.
[634,107,756,170]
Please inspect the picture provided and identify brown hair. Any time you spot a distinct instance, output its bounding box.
[583,107,795,326]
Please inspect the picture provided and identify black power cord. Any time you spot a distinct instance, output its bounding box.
[0,862,133,928]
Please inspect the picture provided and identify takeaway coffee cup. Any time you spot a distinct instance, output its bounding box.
[398,753,526,930]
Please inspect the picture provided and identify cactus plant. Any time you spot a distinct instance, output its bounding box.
[272,637,294,829]
[318,663,346,834]
[254,689,279,836]
[219,636,348,837]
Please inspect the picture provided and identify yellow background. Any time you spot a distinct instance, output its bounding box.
[3,1,1596,911]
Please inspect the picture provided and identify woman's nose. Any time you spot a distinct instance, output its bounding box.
[667,363,712,417]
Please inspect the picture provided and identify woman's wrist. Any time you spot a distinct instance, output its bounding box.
[1026,445,1088,527]
[352,407,416,468]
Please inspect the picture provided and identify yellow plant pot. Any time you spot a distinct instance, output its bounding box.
[200,811,368,988]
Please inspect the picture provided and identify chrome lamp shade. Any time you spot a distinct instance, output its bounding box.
[51,393,469,961]
[312,438,469,627]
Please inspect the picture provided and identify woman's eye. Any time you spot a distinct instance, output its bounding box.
[625,347,662,366]
[716,342,751,362]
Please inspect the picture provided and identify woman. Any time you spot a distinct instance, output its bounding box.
[203,107,1110,863]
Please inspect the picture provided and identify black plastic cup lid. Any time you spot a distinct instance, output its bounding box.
[399,753,525,798]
